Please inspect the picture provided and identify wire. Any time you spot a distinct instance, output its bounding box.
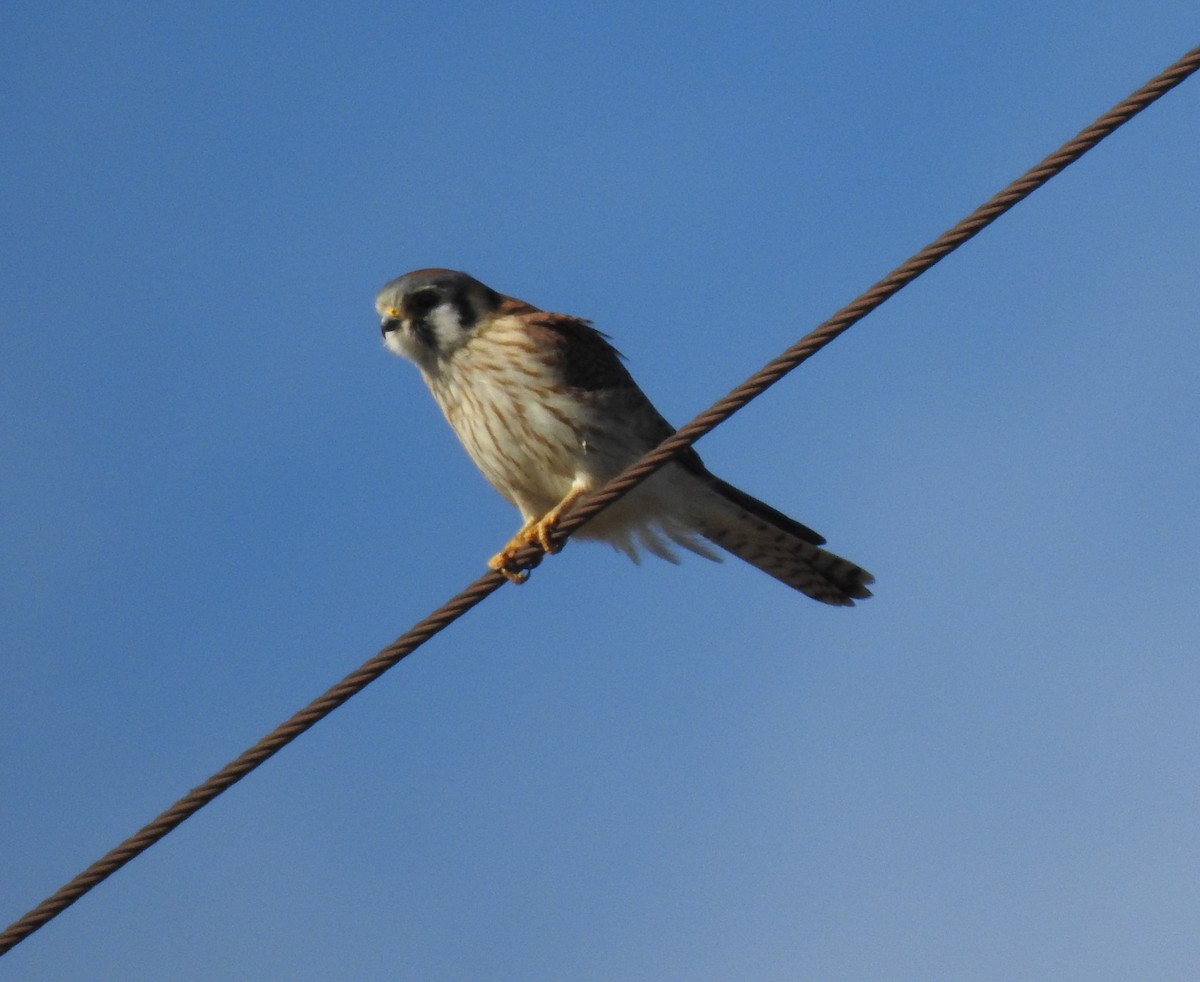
[3,41,1198,959]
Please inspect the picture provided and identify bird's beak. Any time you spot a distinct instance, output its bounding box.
[380,317,403,338]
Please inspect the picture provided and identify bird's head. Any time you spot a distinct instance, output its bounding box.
[376,268,505,368]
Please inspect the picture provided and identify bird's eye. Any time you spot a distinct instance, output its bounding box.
[407,289,439,316]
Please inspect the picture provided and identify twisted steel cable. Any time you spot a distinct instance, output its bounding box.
[3,41,1197,959]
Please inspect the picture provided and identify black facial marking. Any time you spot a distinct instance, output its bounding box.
[452,292,477,331]
[410,317,436,350]
[407,287,440,317]
[404,285,446,350]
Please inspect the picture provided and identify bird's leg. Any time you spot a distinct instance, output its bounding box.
[530,483,587,554]
[487,483,588,583]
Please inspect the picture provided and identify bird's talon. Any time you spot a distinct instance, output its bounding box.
[489,549,532,584]
[535,520,563,555]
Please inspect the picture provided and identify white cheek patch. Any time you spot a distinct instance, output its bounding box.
[427,304,466,353]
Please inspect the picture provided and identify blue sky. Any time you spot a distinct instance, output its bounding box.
[3,3,1198,979]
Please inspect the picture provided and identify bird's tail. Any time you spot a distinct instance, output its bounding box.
[690,475,874,606]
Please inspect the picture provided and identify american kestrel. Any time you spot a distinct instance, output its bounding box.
[377,268,873,605]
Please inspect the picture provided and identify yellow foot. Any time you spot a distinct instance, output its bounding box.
[487,486,587,584]
[489,562,530,584]
[488,546,532,584]
[531,513,564,555]
[488,518,538,583]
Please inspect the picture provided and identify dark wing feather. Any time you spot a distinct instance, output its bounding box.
[528,314,713,471]
[531,314,636,392]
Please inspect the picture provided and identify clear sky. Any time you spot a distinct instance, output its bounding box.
[3,3,1198,979]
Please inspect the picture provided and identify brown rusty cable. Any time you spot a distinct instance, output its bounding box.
[2,41,1198,958]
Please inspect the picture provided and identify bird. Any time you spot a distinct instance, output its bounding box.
[376,268,873,605]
